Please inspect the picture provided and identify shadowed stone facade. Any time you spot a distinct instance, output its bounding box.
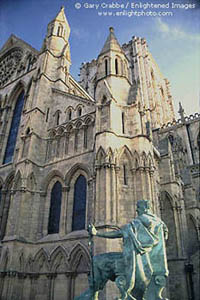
[0,7,199,300]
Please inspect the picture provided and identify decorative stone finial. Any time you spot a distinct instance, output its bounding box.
[61,5,64,11]
[109,27,114,33]
[178,102,185,122]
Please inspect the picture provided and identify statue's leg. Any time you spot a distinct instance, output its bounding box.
[144,275,168,300]
[94,291,99,300]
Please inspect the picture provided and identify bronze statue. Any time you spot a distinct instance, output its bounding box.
[75,200,169,300]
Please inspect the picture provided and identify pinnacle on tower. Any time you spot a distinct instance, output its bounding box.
[46,6,71,43]
[99,26,122,56]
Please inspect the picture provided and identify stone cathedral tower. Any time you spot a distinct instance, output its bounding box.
[0,7,199,300]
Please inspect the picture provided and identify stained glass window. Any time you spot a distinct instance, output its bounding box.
[48,181,62,234]
[72,175,87,231]
[3,91,25,164]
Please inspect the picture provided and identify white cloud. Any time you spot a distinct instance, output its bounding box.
[72,28,89,40]
[156,18,200,42]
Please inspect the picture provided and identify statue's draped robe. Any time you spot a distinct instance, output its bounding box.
[121,213,168,296]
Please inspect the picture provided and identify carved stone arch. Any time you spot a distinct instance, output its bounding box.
[13,170,22,190]
[118,146,133,187]
[147,152,154,168]
[74,119,83,129]
[48,129,56,138]
[4,172,14,190]
[27,172,37,190]
[66,123,74,133]
[133,150,140,169]
[18,250,25,272]
[106,147,114,164]
[0,247,10,270]
[68,242,90,272]
[118,145,133,166]
[69,243,90,298]
[141,151,148,167]
[56,126,65,136]
[187,214,199,256]
[50,245,69,272]
[25,254,33,273]
[96,146,106,165]
[65,106,74,121]
[65,165,90,233]
[65,163,91,187]
[0,172,14,239]
[41,170,64,193]
[75,104,83,110]
[53,109,62,117]
[160,191,178,258]
[7,80,26,106]
[114,148,119,165]
[33,248,50,272]
[84,115,94,126]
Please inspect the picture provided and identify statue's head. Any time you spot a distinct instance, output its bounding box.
[136,200,151,216]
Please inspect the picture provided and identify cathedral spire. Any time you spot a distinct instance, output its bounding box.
[99,27,122,56]
[44,6,71,56]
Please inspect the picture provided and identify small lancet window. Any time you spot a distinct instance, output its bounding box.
[56,113,60,126]
[46,108,50,122]
[68,109,72,121]
[123,164,128,185]
[115,58,119,75]
[27,56,32,72]
[55,111,60,126]
[57,24,63,37]
[78,107,82,117]
[105,59,108,76]
[122,112,125,134]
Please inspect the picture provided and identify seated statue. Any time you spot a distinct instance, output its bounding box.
[75,200,169,300]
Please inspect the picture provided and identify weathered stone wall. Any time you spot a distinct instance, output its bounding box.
[0,8,199,300]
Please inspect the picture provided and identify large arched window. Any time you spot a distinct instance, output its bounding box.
[3,91,25,164]
[72,175,87,231]
[48,181,62,234]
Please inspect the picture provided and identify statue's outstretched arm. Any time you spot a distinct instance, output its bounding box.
[89,224,123,239]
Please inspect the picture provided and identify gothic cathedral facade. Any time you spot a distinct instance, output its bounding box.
[0,7,199,300]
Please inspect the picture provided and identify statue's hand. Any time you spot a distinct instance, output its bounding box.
[88,223,97,236]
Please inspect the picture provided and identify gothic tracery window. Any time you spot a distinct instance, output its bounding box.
[48,181,62,234]
[3,90,25,164]
[72,175,87,231]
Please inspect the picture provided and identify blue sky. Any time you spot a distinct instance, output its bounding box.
[0,0,199,116]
